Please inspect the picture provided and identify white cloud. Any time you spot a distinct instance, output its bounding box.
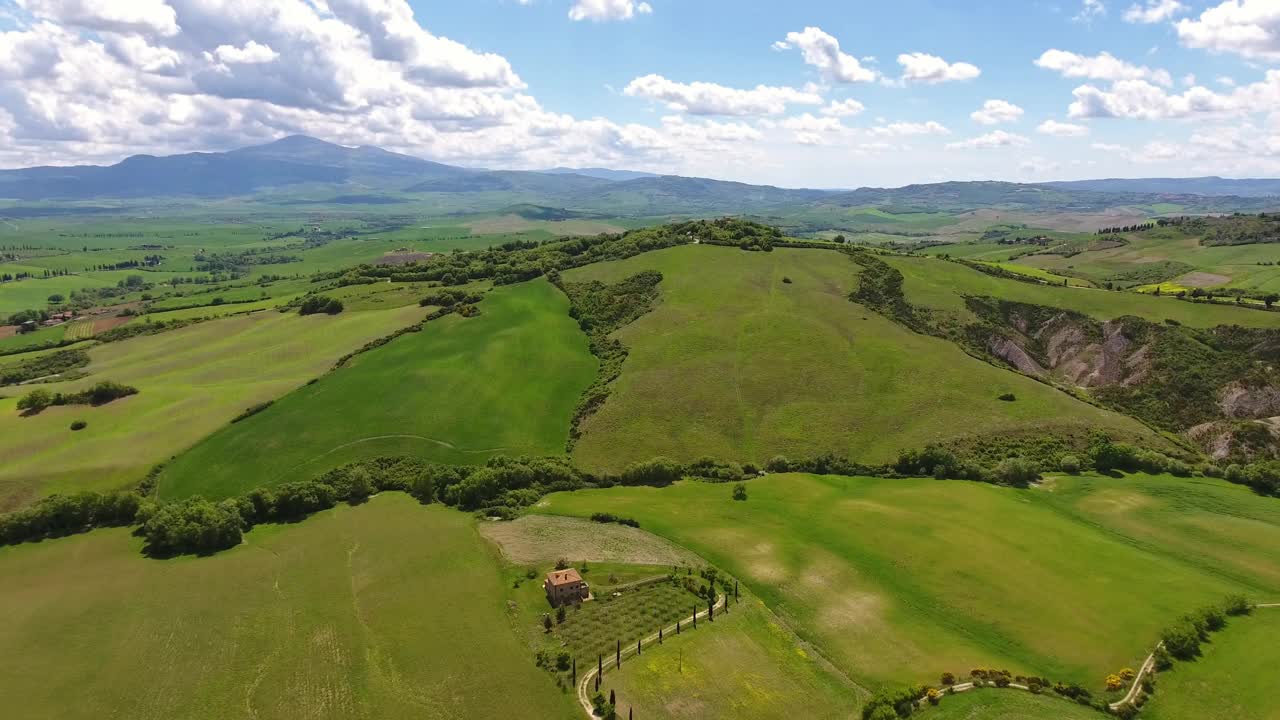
[15,0,179,36]
[1123,0,1186,23]
[568,0,653,22]
[1218,75,1236,87]
[1037,119,1090,136]
[1066,71,1280,119]
[1035,49,1173,86]
[897,52,980,84]
[869,121,950,137]
[622,75,822,116]
[971,99,1024,125]
[1075,0,1107,22]
[212,41,278,65]
[946,130,1030,149]
[1176,0,1280,61]
[778,27,878,83]
[821,98,865,117]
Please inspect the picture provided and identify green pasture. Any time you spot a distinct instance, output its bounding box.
[914,689,1101,720]
[0,304,427,510]
[0,495,578,720]
[536,473,1280,691]
[1143,608,1280,720]
[976,261,1094,287]
[888,255,1280,328]
[563,245,1158,472]
[158,279,596,500]
[602,594,866,720]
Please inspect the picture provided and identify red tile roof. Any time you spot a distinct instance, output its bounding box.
[546,569,584,586]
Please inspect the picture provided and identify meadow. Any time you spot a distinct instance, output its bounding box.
[563,244,1159,472]
[0,304,427,510]
[887,255,1280,328]
[1141,609,1280,720]
[914,689,1101,720]
[0,495,579,719]
[536,472,1280,692]
[158,279,597,500]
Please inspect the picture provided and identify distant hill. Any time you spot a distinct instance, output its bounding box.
[1043,177,1280,198]
[541,167,659,182]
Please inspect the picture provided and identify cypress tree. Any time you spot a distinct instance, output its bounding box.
[693,605,697,628]
[572,657,576,684]
[659,627,663,644]
[599,654,603,676]
[637,638,641,655]
[610,689,616,706]
[676,619,681,634]
[616,639,621,667]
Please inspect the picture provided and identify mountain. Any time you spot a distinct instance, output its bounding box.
[1042,177,1280,198]
[541,167,659,182]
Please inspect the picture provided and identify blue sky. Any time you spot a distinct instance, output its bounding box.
[1,0,1278,186]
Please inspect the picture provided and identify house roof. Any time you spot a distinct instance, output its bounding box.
[546,568,584,586]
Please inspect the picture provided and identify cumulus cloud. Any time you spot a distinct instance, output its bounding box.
[971,99,1024,125]
[1074,0,1107,23]
[821,99,865,117]
[1066,71,1280,119]
[1035,49,1173,87]
[897,53,980,84]
[622,75,822,116]
[946,130,1031,149]
[211,41,278,65]
[1176,0,1280,61]
[1037,119,1090,136]
[15,0,180,36]
[869,121,950,137]
[1123,0,1186,23]
[568,0,653,22]
[777,27,878,83]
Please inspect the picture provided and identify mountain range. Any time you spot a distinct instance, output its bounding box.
[2,135,1278,216]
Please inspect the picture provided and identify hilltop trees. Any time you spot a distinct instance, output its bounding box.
[299,295,344,315]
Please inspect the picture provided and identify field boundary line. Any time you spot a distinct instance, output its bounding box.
[575,594,727,718]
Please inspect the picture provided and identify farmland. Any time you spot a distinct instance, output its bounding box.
[0,495,579,719]
[535,472,1280,692]
[914,690,1102,720]
[0,304,427,510]
[564,244,1160,472]
[158,279,596,500]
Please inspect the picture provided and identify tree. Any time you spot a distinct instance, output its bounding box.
[1118,668,1136,681]
[1059,455,1081,474]
[833,234,847,244]
[1264,293,1279,309]
[1223,594,1252,616]
[17,389,54,412]
[557,606,567,624]
[993,457,1039,486]
[1106,674,1124,691]
[543,614,553,632]
[47,294,64,303]
[732,483,747,501]
[1161,622,1201,660]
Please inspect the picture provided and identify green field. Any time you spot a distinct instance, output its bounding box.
[563,245,1159,472]
[1142,608,1280,720]
[158,279,597,500]
[602,595,866,720]
[0,305,427,510]
[887,255,1280,328]
[536,473,1280,691]
[0,495,578,719]
[914,689,1101,720]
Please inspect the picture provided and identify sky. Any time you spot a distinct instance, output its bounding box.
[0,0,1279,188]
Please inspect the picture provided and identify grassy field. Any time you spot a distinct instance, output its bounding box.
[535,472,1280,692]
[0,305,427,510]
[0,495,579,719]
[974,261,1095,287]
[913,689,1101,720]
[158,279,596,500]
[602,594,866,720]
[562,245,1159,472]
[1142,609,1280,720]
[887,255,1280,328]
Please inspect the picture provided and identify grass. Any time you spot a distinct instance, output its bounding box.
[887,255,1280,328]
[1142,608,1280,720]
[535,472,1280,692]
[602,594,867,720]
[0,495,579,719]
[158,279,597,500]
[976,261,1094,288]
[913,689,1101,719]
[0,305,427,510]
[562,244,1159,472]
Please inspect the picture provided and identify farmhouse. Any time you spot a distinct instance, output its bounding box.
[544,568,589,607]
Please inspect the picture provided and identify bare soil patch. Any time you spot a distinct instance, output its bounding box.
[480,514,701,566]
[1176,271,1231,288]
[0,325,16,339]
[91,316,133,334]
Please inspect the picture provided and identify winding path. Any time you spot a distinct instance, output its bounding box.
[575,595,728,718]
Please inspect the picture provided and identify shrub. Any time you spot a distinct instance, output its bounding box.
[299,295,343,315]
[732,483,748,501]
[1059,454,1081,474]
[993,457,1040,486]
[16,389,54,412]
[1106,674,1123,691]
[1119,667,1136,681]
[231,400,274,423]
[765,455,790,473]
[618,457,682,486]
[141,497,243,556]
[998,392,1016,401]
[1200,605,1227,632]
[1161,622,1201,660]
[1223,594,1252,616]
[70,420,87,431]
[782,276,793,284]
[940,672,955,686]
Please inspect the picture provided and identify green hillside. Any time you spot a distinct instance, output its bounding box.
[0,495,578,719]
[537,472,1280,690]
[158,279,596,499]
[564,245,1161,472]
